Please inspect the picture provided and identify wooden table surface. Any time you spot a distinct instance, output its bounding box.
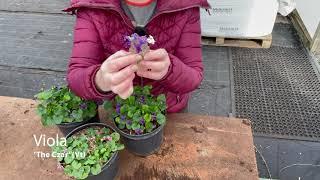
[0,96,258,180]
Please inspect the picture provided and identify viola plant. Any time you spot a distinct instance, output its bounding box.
[51,127,124,179]
[35,86,97,126]
[104,85,166,135]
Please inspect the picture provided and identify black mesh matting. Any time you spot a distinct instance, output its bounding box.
[232,45,320,141]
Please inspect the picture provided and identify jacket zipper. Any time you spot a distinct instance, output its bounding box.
[177,95,181,103]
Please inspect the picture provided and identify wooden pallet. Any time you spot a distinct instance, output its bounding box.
[202,34,272,48]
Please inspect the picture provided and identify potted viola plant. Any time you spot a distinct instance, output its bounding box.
[103,33,166,156]
[35,86,99,136]
[104,86,166,156]
[51,123,124,179]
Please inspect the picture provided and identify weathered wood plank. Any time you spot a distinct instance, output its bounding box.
[0,66,65,98]
[311,23,320,54]
[202,34,272,49]
[0,97,258,180]
[289,9,312,49]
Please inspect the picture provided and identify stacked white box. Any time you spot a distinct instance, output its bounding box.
[201,0,279,37]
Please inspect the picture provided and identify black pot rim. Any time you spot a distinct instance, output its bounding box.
[113,119,165,140]
[56,110,98,127]
[64,122,119,176]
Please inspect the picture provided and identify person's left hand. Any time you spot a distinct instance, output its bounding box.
[137,49,171,80]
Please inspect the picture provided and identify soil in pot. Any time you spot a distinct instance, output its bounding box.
[57,111,100,136]
[58,123,121,180]
[114,120,164,156]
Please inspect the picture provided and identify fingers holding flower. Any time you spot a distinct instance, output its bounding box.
[137,49,171,80]
[124,33,170,80]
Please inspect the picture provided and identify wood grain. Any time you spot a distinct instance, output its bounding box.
[0,96,258,180]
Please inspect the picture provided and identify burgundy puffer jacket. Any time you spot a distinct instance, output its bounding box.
[64,0,210,113]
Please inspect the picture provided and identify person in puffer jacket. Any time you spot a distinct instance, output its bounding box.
[64,0,211,113]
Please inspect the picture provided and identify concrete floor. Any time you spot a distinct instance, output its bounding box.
[1,1,320,179]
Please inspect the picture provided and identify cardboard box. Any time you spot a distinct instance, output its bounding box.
[201,0,279,37]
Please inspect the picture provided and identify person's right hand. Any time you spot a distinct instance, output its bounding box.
[95,50,140,99]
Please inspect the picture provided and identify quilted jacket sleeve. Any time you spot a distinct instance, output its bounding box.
[159,8,204,94]
[67,9,114,101]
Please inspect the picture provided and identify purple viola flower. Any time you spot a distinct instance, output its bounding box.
[135,128,143,135]
[140,96,145,104]
[139,118,145,125]
[125,33,155,54]
[116,104,121,114]
[126,120,132,125]
[135,36,148,53]
[124,36,131,48]
[79,103,87,110]
[120,115,126,121]
[132,33,140,41]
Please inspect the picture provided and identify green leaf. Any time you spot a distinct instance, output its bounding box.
[144,113,151,122]
[73,166,84,179]
[35,90,52,100]
[102,128,110,135]
[120,105,128,114]
[143,85,152,95]
[127,111,133,118]
[115,117,121,124]
[71,160,82,169]
[100,148,106,153]
[117,144,125,151]
[44,117,55,126]
[110,141,118,152]
[103,151,110,159]
[103,101,113,110]
[64,153,75,164]
[131,122,140,130]
[81,166,90,179]
[126,121,132,129]
[157,94,166,102]
[111,133,120,141]
[156,113,166,125]
[91,164,102,175]
[66,137,74,145]
[142,105,149,112]
[118,123,125,129]
[84,159,95,165]
[53,115,62,125]
[63,94,71,101]
[145,122,153,133]
[128,96,135,105]
[72,139,81,148]
[64,165,72,175]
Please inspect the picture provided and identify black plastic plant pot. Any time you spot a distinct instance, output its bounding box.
[114,121,164,156]
[66,123,120,180]
[57,111,100,136]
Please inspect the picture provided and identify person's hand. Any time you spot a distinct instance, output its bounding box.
[137,49,171,80]
[95,50,141,99]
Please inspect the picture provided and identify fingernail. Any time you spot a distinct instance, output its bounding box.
[131,65,138,71]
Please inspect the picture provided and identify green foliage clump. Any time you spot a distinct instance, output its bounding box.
[104,85,166,135]
[35,86,97,126]
[52,127,124,179]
